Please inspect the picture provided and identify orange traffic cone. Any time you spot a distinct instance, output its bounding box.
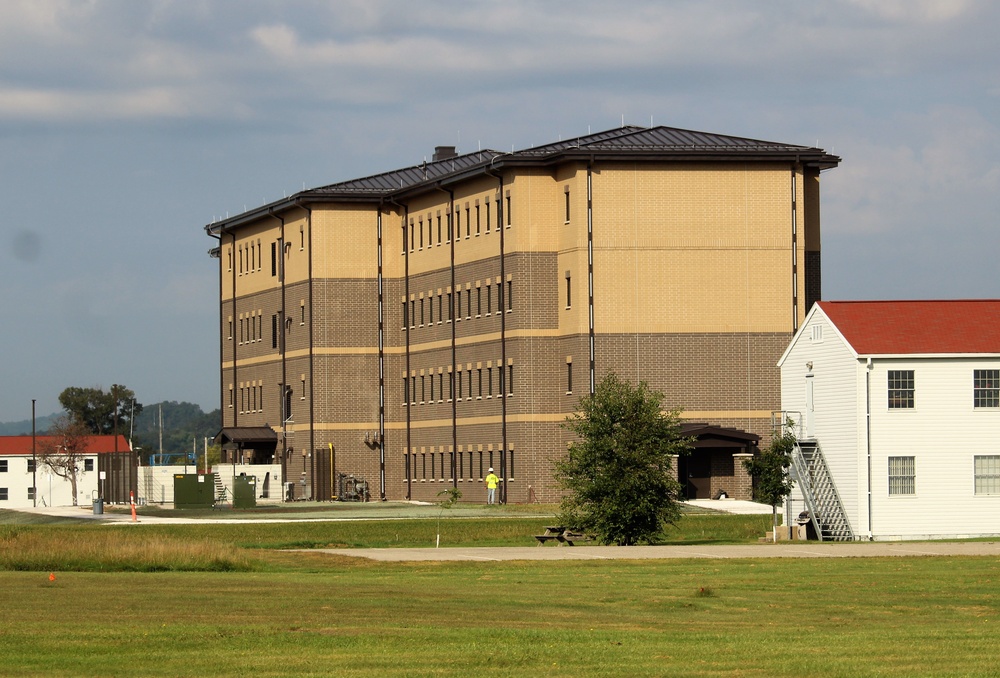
[49,573,56,582]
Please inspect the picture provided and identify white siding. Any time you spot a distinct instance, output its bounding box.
[780,309,865,532]
[868,358,1000,539]
[0,455,99,509]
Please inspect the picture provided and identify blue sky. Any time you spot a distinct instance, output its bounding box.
[2,0,998,422]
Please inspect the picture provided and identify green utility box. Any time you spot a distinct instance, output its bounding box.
[233,474,257,509]
[174,473,216,509]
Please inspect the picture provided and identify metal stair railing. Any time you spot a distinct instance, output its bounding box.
[791,440,855,541]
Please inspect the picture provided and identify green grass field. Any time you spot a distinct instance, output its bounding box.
[1,510,998,676]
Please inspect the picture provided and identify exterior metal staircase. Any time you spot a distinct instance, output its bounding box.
[213,473,229,507]
[791,440,855,541]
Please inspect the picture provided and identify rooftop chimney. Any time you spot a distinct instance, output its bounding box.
[433,146,457,162]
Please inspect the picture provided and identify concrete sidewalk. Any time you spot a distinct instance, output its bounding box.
[314,541,1000,562]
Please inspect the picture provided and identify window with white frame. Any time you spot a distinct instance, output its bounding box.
[888,456,915,495]
[974,455,1000,495]
[974,370,999,408]
[888,370,914,409]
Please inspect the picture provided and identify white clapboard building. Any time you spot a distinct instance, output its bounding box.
[778,300,1000,541]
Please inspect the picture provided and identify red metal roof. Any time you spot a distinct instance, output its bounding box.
[0,435,131,456]
[817,300,1000,355]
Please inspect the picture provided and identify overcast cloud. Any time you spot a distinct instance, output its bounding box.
[2,0,998,421]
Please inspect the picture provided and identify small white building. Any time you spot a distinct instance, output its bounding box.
[778,300,1000,541]
[0,435,130,509]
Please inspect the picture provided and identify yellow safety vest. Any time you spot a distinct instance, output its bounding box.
[486,473,499,489]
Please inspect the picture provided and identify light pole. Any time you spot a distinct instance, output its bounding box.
[31,399,37,508]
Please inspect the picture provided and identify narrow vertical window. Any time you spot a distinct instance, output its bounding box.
[487,367,493,397]
[447,212,453,242]
[476,287,482,316]
[409,221,415,251]
[566,272,572,308]
[419,219,424,249]
[271,241,277,276]
[455,210,461,239]
[477,368,483,398]
[447,292,453,321]
[437,215,442,244]
[419,298,425,325]
[467,370,473,399]
[429,373,434,402]
[564,188,571,222]
[438,295,443,323]
[508,364,514,396]
[299,225,305,250]
[888,370,915,409]
[465,206,471,237]
[507,280,513,311]
[888,456,915,495]
[438,373,444,401]
[974,456,1000,495]
[428,295,434,324]
[486,285,492,315]
[411,376,417,405]
[448,372,454,401]
[456,369,463,400]
[403,377,409,405]
[485,201,491,232]
[476,203,481,235]
[974,369,1000,408]
[506,195,511,226]
[567,361,573,394]
[271,314,278,349]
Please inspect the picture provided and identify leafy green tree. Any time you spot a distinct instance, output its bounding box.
[742,420,797,541]
[556,373,692,546]
[37,416,92,506]
[58,385,142,435]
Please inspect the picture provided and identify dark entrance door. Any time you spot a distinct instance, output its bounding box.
[684,453,712,499]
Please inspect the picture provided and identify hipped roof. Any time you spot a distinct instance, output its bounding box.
[206,125,839,235]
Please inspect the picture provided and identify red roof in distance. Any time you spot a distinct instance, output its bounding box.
[817,300,1000,355]
[0,435,131,456]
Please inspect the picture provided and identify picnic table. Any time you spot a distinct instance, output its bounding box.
[534,526,593,546]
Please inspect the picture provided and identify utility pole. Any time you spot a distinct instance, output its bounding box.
[31,399,36,508]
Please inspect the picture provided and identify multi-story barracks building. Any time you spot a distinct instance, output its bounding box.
[205,125,839,504]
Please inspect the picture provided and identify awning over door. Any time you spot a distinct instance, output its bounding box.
[213,427,278,447]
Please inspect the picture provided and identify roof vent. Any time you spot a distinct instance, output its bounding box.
[433,146,457,162]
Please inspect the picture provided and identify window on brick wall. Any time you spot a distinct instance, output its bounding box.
[567,361,573,394]
[485,201,491,232]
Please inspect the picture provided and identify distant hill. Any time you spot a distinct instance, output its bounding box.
[132,402,222,463]
[0,413,61,436]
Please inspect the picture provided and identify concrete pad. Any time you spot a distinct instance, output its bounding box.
[311,541,1000,562]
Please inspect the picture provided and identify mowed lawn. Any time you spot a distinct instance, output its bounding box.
[1,514,998,676]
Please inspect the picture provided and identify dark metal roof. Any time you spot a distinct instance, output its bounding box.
[680,423,760,448]
[214,427,278,446]
[205,125,839,235]
[309,150,504,196]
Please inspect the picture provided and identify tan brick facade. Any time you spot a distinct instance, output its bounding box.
[206,126,838,503]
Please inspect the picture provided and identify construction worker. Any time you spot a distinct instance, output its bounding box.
[485,467,499,505]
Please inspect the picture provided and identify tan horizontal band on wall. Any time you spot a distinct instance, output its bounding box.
[305,411,773,431]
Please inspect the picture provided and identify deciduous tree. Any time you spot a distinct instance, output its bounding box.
[38,416,92,506]
[742,420,797,541]
[58,385,142,435]
[556,373,692,545]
